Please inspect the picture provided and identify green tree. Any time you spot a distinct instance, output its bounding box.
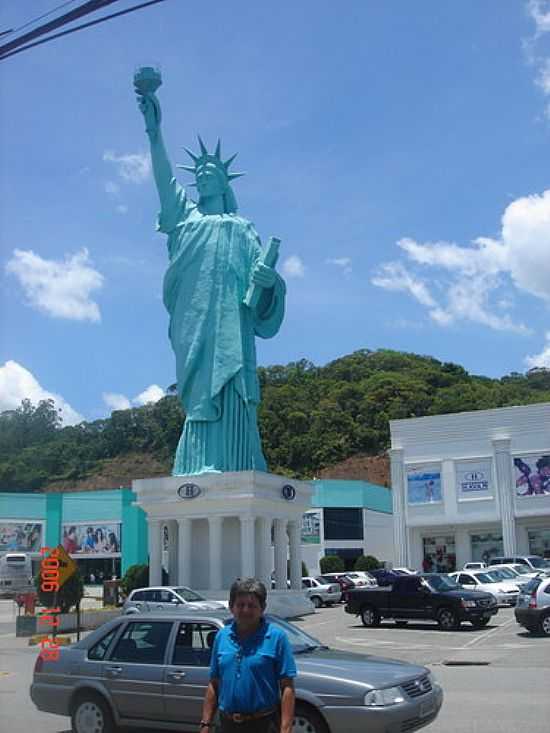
[354,554,381,571]
[121,563,149,596]
[319,555,345,573]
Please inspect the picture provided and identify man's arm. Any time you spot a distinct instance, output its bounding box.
[200,678,219,732]
[279,678,295,733]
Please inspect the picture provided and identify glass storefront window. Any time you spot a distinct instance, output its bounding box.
[470,533,503,564]
[422,535,456,573]
[323,508,363,540]
[528,528,550,559]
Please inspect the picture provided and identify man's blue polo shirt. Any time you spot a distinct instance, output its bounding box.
[210,619,296,714]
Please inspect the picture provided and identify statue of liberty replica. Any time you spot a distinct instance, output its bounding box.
[135,68,286,476]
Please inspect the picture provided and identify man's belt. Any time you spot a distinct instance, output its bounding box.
[222,707,277,724]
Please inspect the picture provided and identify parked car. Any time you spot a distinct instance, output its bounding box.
[514,575,550,636]
[485,566,530,591]
[302,576,342,607]
[345,571,377,587]
[448,571,520,606]
[345,573,498,630]
[30,610,444,733]
[369,568,401,587]
[317,573,355,595]
[123,586,228,614]
[392,567,418,575]
[491,555,550,572]
[463,562,487,570]
[486,563,540,581]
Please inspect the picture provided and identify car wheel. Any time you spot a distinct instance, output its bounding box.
[360,605,380,627]
[293,703,328,733]
[310,596,323,609]
[471,616,490,628]
[538,612,550,636]
[395,620,408,627]
[71,692,115,733]
[437,607,460,631]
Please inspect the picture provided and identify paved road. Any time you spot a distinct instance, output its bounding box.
[0,602,548,733]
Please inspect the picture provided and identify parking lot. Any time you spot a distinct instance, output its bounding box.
[0,599,548,733]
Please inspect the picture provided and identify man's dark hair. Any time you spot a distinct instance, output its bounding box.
[229,578,267,610]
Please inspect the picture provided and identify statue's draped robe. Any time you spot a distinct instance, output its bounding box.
[158,179,286,474]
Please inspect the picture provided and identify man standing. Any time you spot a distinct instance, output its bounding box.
[201,578,296,733]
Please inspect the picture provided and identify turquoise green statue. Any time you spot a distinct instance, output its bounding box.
[134,68,286,475]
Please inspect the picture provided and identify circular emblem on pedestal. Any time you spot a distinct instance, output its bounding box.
[281,484,296,501]
[177,483,201,499]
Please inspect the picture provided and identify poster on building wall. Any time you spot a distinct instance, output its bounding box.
[0,522,43,552]
[455,460,493,499]
[62,523,121,555]
[513,454,550,497]
[301,511,321,544]
[406,466,442,504]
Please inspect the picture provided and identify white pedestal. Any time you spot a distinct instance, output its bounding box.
[132,471,315,618]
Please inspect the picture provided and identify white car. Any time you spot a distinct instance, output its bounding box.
[345,571,377,586]
[487,563,540,580]
[486,566,532,590]
[463,562,487,570]
[123,586,228,614]
[392,567,418,575]
[302,577,342,607]
[450,571,520,606]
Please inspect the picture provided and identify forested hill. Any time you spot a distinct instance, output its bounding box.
[1,349,550,492]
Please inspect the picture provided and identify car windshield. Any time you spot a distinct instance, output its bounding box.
[424,575,461,592]
[527,557,548,569]
[490,568,515,579]
[316,576,333,584]
[473,573,497,583]
[172,587,206,602]
[265,614,324,653]
[510,565,530,575]
[487,570,510,581]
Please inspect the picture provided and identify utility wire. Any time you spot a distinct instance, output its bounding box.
[2,0,80,39]
[0,0,123,57]
[0,0,169,61]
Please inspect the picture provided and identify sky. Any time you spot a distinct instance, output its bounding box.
[1,0,550,425]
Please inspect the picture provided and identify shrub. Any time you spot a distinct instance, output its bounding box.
[354,554,381,571]
[121,563,149,596]
[319,555,345,573]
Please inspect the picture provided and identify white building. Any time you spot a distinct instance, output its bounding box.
[389,402,550,571]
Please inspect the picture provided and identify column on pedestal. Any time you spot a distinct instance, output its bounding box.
[390,448,408,567]
[273,518,288,590]
[208,516,223,591]
[240,516,256,580]
[493,437,517,555]
[287,520,302,590]
[148,518,162,586]
[257,517,272,588]
[177,518,192,587]
[167,519,178,585]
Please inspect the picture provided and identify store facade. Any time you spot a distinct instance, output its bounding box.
[389,402,550,571]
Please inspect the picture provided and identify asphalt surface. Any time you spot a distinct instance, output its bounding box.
[0,600,548,733]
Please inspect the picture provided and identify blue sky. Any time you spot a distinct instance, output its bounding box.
[1,0,550,425]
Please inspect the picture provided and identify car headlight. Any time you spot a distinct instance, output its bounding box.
[364,687,405,707]
[461,599,476,608]
[427,671,438,688]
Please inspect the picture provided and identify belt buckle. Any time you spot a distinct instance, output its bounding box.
[232,714,245,724]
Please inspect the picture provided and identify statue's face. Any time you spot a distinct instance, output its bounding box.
[196,162,226,198]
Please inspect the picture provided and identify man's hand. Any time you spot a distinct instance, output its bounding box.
[251,262,276,289]
[136,92,161,137]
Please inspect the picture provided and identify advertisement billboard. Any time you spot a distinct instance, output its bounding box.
[407,466,442,504]
[301,511,321,544]
[62,523,121,555]
[0,522,43,553]
[513,455,550,497]
[456,460,493,499]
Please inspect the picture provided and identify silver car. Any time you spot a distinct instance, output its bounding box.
[302,577,342,607]
[123,586,228,614]
[31,611,443,733]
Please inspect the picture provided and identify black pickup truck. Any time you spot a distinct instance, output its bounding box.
[345,573,498,630]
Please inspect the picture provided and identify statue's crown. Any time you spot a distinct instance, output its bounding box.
[176,136,245,185]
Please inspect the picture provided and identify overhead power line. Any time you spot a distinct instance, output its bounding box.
[0,0,170,61]
[0,0,123,57]
[3,1,80,39]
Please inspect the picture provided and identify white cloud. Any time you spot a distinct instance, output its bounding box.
[103,384,165,413]
[103,150,151,183]
[104,180,120,195]
[0,360,83,425]
[116,204,128,215]
[528,0,550,35]
[134,384,165,405]
[282,255,305,278]
[6,248,103,322]
[372,188,550,334]
[525,332,550,368]
[325,257,353,276]
[525,1,550,117]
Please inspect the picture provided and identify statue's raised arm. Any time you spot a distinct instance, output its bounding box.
[134,68,178,212]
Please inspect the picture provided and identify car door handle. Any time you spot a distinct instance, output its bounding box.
[167,670,187,681]
[105,666,123,676]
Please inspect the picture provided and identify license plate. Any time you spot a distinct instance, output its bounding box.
[420,701,435,719]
